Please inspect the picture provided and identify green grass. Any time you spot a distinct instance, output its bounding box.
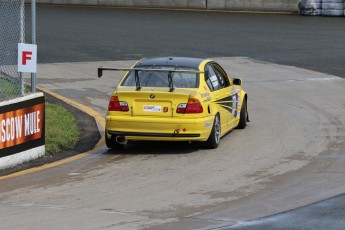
[0,79,79,155]
[0,78,20,98]
[45,102,80,155]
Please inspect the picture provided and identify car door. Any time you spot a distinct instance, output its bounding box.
[213,64,240,128]
[205,63,233,133]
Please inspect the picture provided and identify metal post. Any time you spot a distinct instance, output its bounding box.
[19,0,25,96]
[31,0,36,93]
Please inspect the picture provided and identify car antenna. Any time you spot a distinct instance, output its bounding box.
[168,71,175,92]
[135,70,141,91]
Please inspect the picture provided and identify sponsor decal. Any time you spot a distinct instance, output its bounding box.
[216,86,242,118]
[235,86,241,118]
[1,104,43,150]
[200,92,210,98]
[232,94,237,116]
[119,102,127,107]
[203,97,211,103]
[0,96,45,157]
[143,105,161,112]
[204,121,212,128]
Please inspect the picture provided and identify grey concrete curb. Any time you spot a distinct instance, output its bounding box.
[25,0,299,12]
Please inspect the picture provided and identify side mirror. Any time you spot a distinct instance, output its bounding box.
[233,78,242,86]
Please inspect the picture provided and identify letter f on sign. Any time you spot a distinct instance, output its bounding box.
[18,43,37,73]
[22,51,32,65]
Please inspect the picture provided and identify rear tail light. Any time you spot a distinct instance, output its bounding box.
[108,96,129,111]
[176,98,203,114]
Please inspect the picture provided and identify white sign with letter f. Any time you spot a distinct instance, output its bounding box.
[18,43,37,73]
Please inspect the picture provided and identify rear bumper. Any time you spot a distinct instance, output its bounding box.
[108,131,200,138]
[105,115,214,141]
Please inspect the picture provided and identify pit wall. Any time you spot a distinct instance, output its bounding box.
[25,0,299,12]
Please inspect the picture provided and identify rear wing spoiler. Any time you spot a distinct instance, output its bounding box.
[98,67,204,92]
[97,67,204,78]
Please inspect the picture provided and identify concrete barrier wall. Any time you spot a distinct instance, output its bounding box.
[27,0,206,9]
[26,0,299,12]
[207,0,299,12]
[101,0,206,9]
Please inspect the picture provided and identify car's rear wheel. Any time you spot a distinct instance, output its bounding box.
[204,114,221,149]
[237,98,247,129]
[105,132,126,149]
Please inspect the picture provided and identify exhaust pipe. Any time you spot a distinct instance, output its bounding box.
[115,135,128,145]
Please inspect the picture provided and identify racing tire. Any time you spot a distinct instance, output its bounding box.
[299,0,321,4]
[299,1,321,9]
[298,0,322,15]
[322,3,344,10]
[300,8,322,16]
[236,98,247,129]
[204,114,221,149]
[105,132,126,149]
[322,9,344,16]
[322,0,343,3]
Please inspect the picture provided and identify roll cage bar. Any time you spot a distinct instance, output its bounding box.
[98,67,204,92]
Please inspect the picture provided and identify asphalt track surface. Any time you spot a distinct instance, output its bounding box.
[26,5,345,78]
[1,5,343,230]
[226,194,345,230]
[2,58,344,229]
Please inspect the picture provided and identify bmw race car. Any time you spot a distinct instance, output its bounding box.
[98,57,249,149]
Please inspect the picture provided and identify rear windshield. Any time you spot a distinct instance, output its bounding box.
[121,66,199,88]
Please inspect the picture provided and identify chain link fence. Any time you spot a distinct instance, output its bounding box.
[0,0,25,100]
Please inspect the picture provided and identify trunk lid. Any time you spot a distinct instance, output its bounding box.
[114,88,196,117]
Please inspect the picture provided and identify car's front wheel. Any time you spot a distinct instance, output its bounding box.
[204,114,221,149]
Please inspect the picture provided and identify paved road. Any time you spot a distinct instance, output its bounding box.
[1,58,345,229]
[2,5,341,229]
[26,5,345,78]
[226,194,345,230]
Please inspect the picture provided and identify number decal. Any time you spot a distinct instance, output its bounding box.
[232,94,237,117]
[215,86,242,118]
[230,86,241,118]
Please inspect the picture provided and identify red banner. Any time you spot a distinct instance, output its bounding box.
[0,103,44,150]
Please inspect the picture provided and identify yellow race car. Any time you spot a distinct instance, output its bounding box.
[98,57,249,149]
